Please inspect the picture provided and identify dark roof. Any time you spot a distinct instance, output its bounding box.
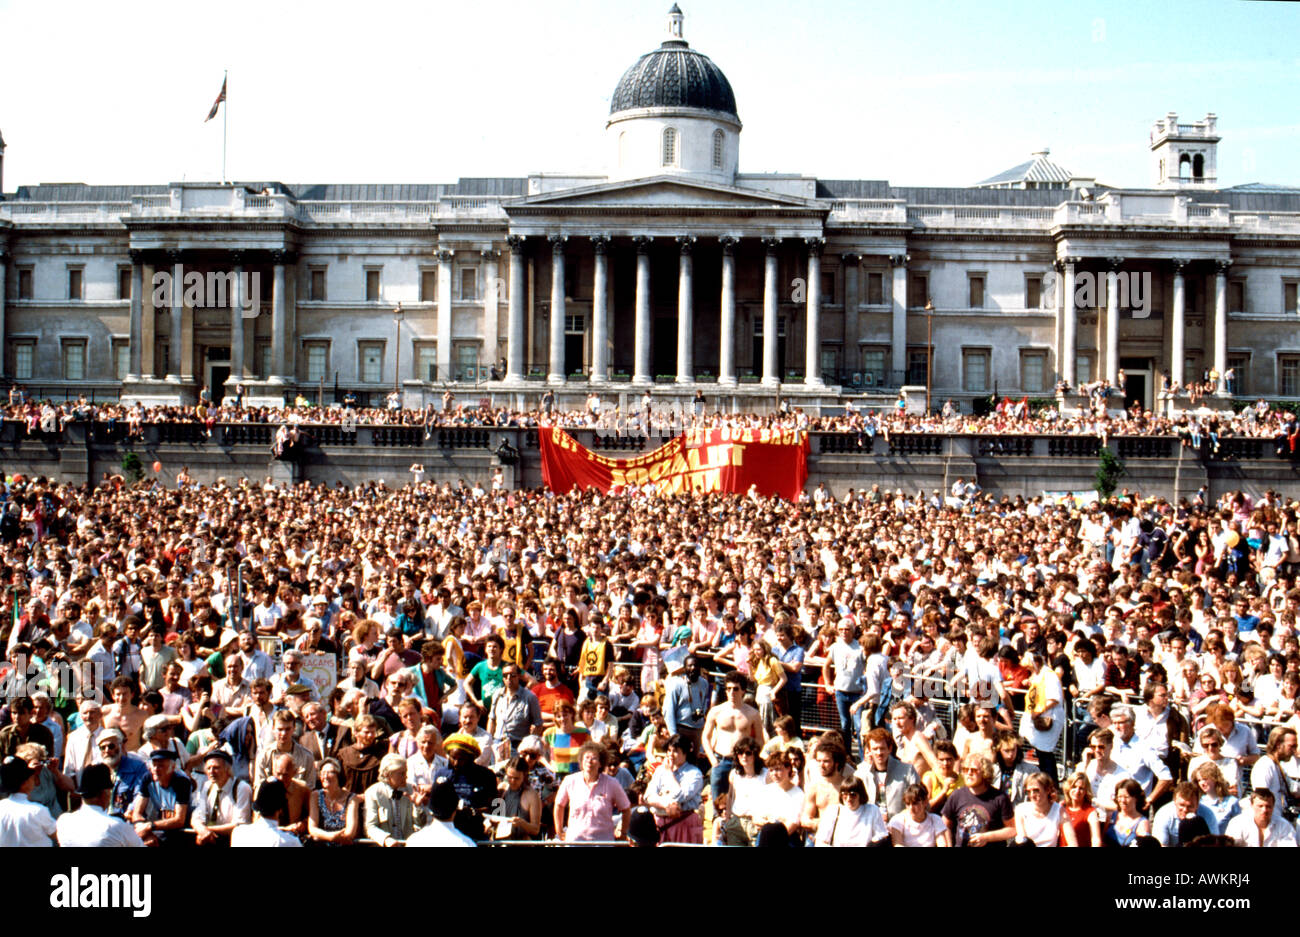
[816,180,892,199]
[13,183,168,201]
[886,186,1071,206]
[610,42,737,120]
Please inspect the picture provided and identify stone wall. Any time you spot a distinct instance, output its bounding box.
[2,422,1296,501]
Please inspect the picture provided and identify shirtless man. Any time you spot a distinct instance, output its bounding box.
[701,672,765,812]
[801,732,852,836]
[102,675,149,751]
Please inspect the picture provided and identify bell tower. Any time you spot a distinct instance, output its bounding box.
[1151,112,1219,188]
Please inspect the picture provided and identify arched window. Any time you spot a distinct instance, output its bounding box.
[1193,153,1205,179]
[1178,154,1191,179]
[662,127,677,167]
[712,130,724,169]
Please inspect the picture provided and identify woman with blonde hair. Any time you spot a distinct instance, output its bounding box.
[1059,771,1102,846]
[1192,761,1241,834]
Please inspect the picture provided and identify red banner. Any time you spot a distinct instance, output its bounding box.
[538,426,808,500]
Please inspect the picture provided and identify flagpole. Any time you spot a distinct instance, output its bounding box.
[222,69,228,184]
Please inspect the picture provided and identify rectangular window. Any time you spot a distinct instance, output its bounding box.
[17,268,33,300]
[820,347,838,376]
[360,342,384,383]
[68,268,83,301]
[365,269,381,302]
[752,317,787,338]
[1020,351,1046,393]
[310,268,327,302]
[908,273,928,309]
[112,340,129,381]
[456,344,480,382]
[62,340,86,381]
[866,272,884,305]
[1076,354,1093,386]
[820,271,835,305]
[1226,354,1248,395]
[1228,280,1244,314]
[564,315,585,334]
[13,341,34,380]
[1281,355,1300,397]
[860,348,886,387]
[415,343,437,382]
[420,269,436,302]
[963,348,989,392]
[1025,275,1043,310]
[118,268,132,301]
[460,267,477,302]
[305,343,329,383]
[968,274,985,309]
[907,348,929,386]
[1285,282,1298,315]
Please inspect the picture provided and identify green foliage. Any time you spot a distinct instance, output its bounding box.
[121,451,144,484]
[1095,447,1125,498]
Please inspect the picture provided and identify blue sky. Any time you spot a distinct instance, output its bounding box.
[1,0,1297,190]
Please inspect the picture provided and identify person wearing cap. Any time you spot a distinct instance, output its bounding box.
[92,727,150,819]
[0,755,56,846]
[443,731,497,840]
[192,746,252,845]
[406,777,475,847]
[140,714,190,774]
[55,763,145,847]
[130,747,192,846]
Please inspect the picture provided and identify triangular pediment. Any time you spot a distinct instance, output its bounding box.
[507,175,824,212]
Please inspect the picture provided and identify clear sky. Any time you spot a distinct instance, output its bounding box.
[1,0,1297,192]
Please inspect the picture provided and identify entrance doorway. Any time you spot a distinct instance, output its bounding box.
[204,346,231,401]
[1120,357,1153,411]
[564,333,585,377]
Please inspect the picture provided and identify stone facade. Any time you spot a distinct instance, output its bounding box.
[1,11,1298,411]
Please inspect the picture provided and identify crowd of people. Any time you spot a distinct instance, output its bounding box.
[5,382,1300,456]
[0,458,1298,847]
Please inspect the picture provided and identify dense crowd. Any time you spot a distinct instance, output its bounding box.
[0,462,1298,847]
[5,382,1300,453]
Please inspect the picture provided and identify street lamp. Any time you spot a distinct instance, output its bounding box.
[925,299,934,414]
[393,302,404,395]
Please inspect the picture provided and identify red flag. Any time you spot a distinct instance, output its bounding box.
[204,77,227,122]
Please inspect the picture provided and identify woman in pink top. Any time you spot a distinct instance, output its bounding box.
[554,742,631,842]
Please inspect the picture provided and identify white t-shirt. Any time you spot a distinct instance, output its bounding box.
[1014,801,1062,847]
[816,803,888,846]
[753,783,803,828]
[888,810,947,847]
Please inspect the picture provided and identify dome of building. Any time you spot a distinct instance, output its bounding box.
[609,7,738,122]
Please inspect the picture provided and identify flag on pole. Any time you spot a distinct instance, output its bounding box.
[205,76,227,122]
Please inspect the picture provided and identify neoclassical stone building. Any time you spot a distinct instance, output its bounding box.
[2,6,1299,410]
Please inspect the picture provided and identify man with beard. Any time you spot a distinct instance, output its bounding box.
[801,732,851,837]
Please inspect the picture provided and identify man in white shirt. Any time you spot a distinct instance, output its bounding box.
[63,698,105,785]
[231,779,301,847]
[0,756,56,846]
[1224,789,1298,847]
[192,748,252,845]
[55,764,144,847]
[236,630,274,682]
